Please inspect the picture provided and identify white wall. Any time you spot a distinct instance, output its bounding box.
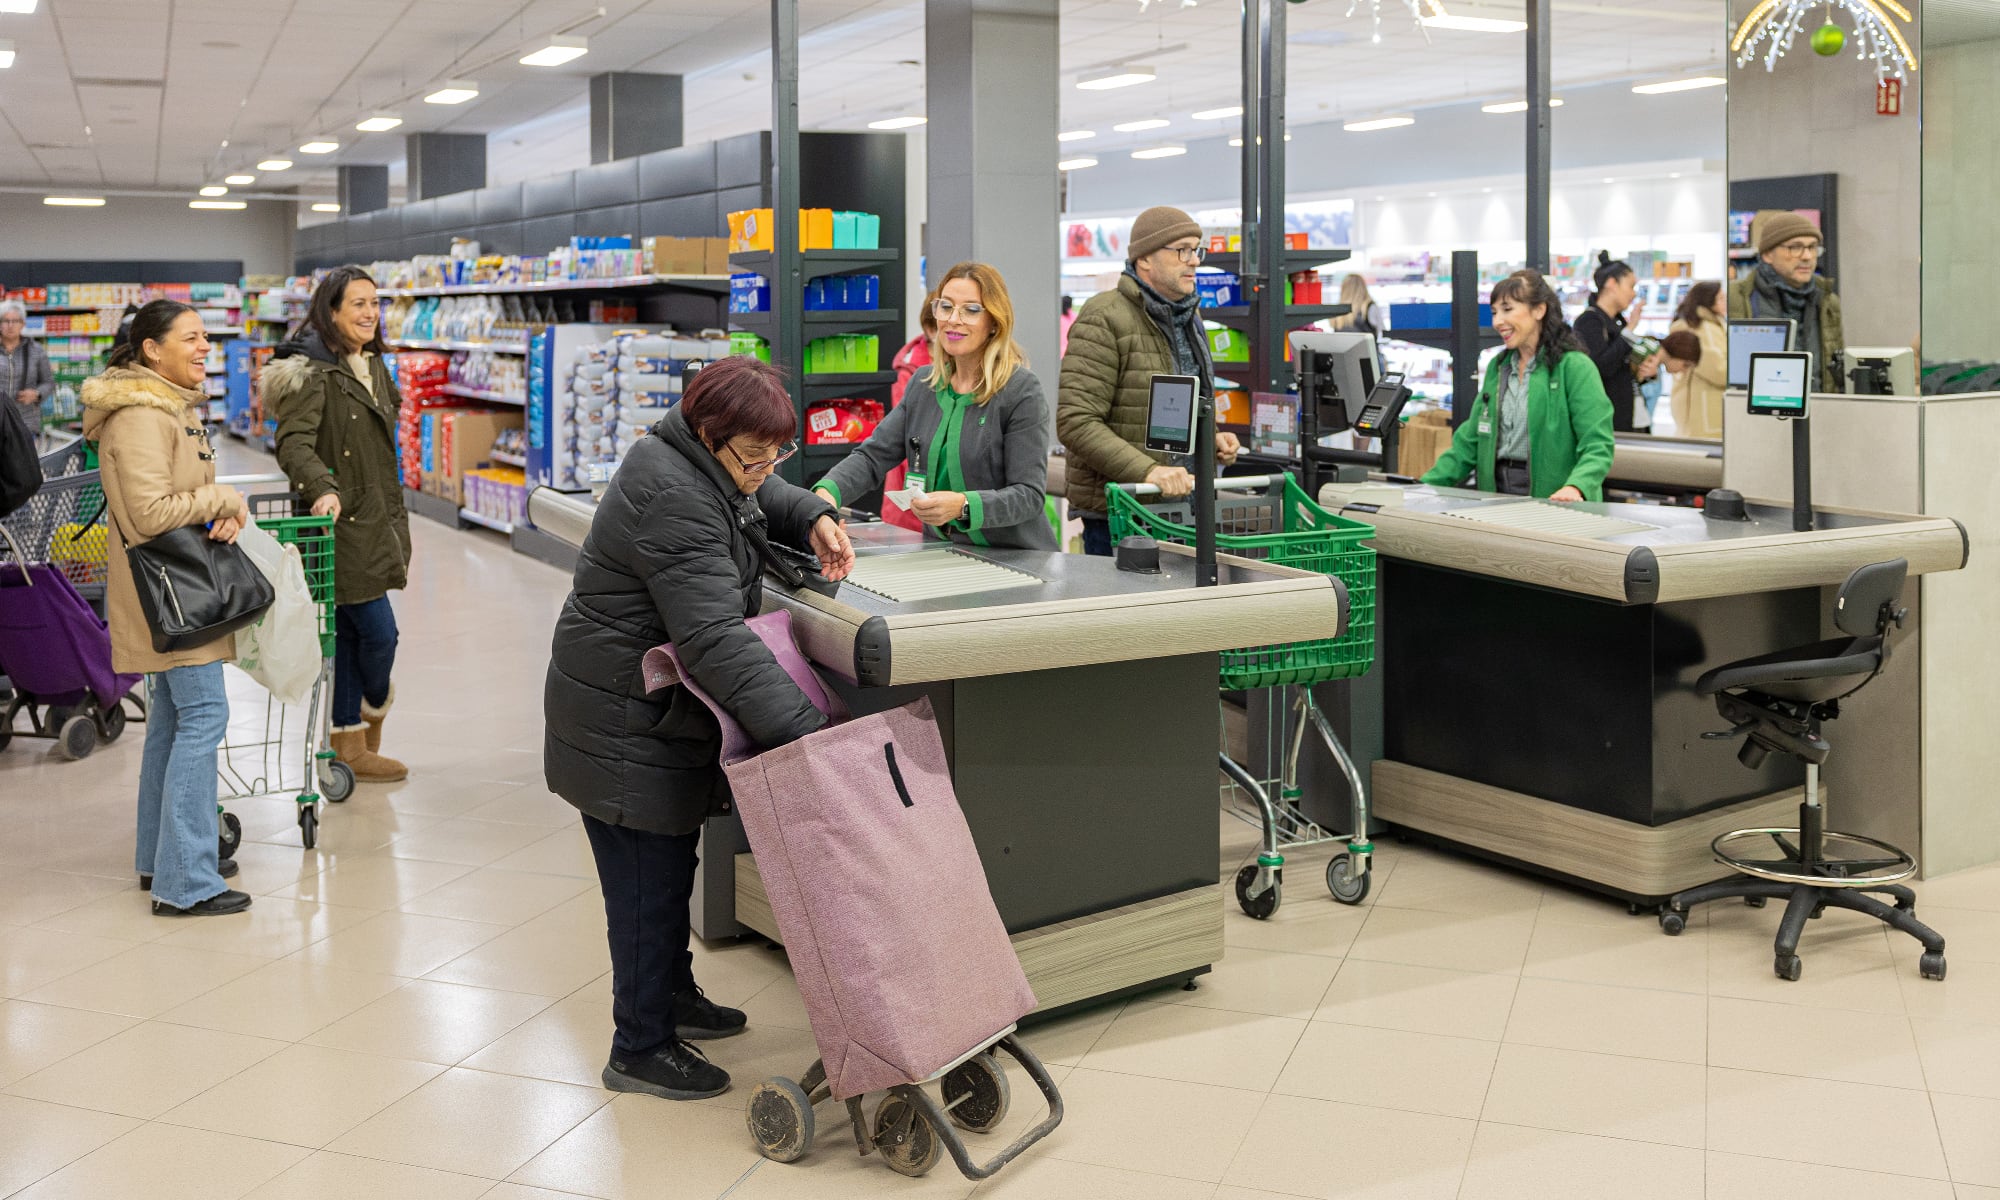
[0,193,296,277]
[1921,37,2000,363]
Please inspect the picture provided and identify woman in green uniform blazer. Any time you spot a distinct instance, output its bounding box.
[1421,269,1617,502]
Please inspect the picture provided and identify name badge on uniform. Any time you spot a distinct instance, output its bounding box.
[1477,420,1492,436]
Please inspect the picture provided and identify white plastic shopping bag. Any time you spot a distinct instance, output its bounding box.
[233,522,321,705]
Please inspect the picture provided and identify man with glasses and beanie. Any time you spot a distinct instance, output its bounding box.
[1058,205,1240,556]
[1730,210,1845,392]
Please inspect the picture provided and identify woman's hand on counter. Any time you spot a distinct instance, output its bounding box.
[909,490,968,527]
[1549,485,1584,503]
[810,514,855,581]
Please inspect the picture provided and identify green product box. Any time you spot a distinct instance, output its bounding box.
[730,331,771,362]
[1206,325,1250,363]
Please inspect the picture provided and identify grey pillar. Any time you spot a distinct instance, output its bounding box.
[590,72,684,163]
[1525,0,1551,274]
[925,0,1060,402]
[405,132,486,200]
[337,164,389,215]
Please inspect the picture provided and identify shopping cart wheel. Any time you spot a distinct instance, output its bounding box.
[219,811,244,860]
[58,714,97,760]
[873,1093,941,1178]
[747,1076,815,1164]
[1234,864,1282,920]
[99,702,126,743]
[299,806,318,851]
[321,760,355,804]
[1325,854,1370,906]
[942,1053,1010,1134]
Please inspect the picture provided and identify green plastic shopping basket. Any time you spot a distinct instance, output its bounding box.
[1106,473,1376,689]
[251,515,336,658]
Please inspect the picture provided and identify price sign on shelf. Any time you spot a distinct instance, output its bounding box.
[1877,79,1902,116]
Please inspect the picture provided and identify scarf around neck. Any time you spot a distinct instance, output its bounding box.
[1752,261,1822,363]
[1126,264,1213,387]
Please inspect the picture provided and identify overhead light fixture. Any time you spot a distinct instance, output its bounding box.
[189,200,247,210]
[1130,145,1188,160]
[1191,105,1243,120]
[1632,75,1725,94]
[1602,177,1616,184]
[1058,130,1097,142]
[299,140,340,154]
[1343,115,1416,131]
[0,39,14,68]
[258,158,293,171]
[43,196,104,207]
[519,34,588,67]
[1058,156,1099,171]
[311,202,342,213]
[356,114,403,132]
[1077,66,1155,90]
[224,174,256,185]
[867,115,927,129]
[1420,13,1527,32]
[0,1,38,13]
[199,185,228,197]
[1113,119,1170,132]
[1480,98,1564,113]
[424,79,480,105]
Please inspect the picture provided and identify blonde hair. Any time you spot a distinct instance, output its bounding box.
[925,261,1028,404]
[1329,275,1374,331]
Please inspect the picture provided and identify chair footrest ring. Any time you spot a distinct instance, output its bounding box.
[1710,827,1917,886]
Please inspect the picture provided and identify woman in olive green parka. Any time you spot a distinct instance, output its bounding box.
[1422,269,1617,502]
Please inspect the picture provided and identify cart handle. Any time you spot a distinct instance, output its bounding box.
[216,473,290,486]
[1115,473,1281,498]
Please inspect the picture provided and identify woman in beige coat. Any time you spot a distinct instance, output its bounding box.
[1669,282,1728,440]
[80,300,253,917]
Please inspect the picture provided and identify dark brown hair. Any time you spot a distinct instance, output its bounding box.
[106,300,199,370]
[1662,329,1702,365]
[1673,281,1722,329]
[1489,269,1580,369]
[682,355,799,450]
[308,265,387,355]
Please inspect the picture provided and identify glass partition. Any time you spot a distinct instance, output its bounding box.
[1921,3,2000,392]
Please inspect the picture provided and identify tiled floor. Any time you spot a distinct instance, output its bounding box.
[5,451,2000,1198]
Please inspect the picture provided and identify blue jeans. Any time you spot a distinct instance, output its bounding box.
[1080,515,1114,557]
[333,597,398,727]
[137,663,230,908]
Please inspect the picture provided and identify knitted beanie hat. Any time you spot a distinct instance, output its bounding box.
[1754,210,1822,256]
[1127,206,1204,262]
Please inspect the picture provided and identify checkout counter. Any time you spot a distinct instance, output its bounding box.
[1607,432,1723,500]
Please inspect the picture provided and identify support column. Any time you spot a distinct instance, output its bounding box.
[1525,0,1552,274]
[925,0,1060,397]
[590,72,684,163]
[337,164,389,215]
[405,132,487,200]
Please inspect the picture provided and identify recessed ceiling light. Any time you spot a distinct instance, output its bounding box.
[189,200,247,210]
[199,185,228,197]
[1113,119,1170,132]
[1191,106,1243,120]
[311,202,342,213]
[1420,13,1528,32]
[1480,98,1564,114]
[1058,130,1096,142]
[519,35,588,67]
[1633,75,1725,94]
[1058,156,1099,171]
[424,79,480,105]
[1343,115,1416,132]
[300,140,340,154]
[1130,145,1188,160]
[1669,171,1683,178]
[258,158,293,171]
[0,1,38,13]
[867,116,927,129]
[1602,177,1616,184]
[356,114,403,132]
[225,174,256,185]
[1077,66,1155,90]
[43,195,104,206]
[0,39,15,68]
[1426,192,1439,198]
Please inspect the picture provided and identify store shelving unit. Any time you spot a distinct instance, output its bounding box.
[378,273,729,298]
[441,383,525,405]
[390,338,529,354]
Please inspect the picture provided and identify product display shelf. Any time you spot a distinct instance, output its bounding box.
[24,331,115,340]
[1202,248,1354,274]
[1384,327,1505,352]
[457,507,513,534]
[442,383,526,405]
[379,274,729,298]
[489,450,528,467]
[403,487,464,529]
[1203,303,1351,330]
[727,307,902,337]
[725,249,899,282]
[801,370,897,395]
[390,338,529,354]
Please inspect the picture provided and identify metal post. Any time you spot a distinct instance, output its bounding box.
[1525,0,1551,274]
[772,0,805,450]
[1791,416,1813,532]
[1240,0,1259,290]
[1256,0,1289,394]
[1195,395,1217,587]
[1450,250,1480,427]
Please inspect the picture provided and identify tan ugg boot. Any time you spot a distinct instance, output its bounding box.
[331,725,409,783]
[361,683,395,754]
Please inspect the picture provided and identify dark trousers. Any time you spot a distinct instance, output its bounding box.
[1080,515,1114,557]
[332,596,398,726]
[582,813,700,1059]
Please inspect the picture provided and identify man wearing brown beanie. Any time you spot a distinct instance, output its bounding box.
[1729,209,1845,392]
[1057,205,1241,556]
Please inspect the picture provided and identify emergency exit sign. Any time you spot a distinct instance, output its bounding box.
[1877,80,1903,116]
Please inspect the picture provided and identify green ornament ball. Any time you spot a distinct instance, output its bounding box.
[1811,21,1846,56]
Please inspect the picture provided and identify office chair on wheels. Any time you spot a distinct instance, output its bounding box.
[1658,559,1947,983]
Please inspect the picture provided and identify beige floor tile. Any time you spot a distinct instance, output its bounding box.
[1222,899,1370,958]
[1346,906,1535,975]
[1917,1018,2000,1101]
[1373,852,1545,916]
[0,1000,137,1088]
[1706,1066,1949,1179]
[1276,1020,1499,1119]
[327,1066,608,1179]
[679,1022,823,1114]
[29,888,185,943]
[1078,1001,1306,1092]
[736,971,813,1033]
[1458,1123,1704,1200]
[459,784,579,829]
[459,995,614,1088]
[1537,884,1676,930]
[685,938,790,1007]
[398,868,593,926]
[1958,1186,2000,1199]
[155,957,411,1042]
[1706,1151,1956,1199]
[6,1018,285,1119]
[18,940,269,1018]
[357,773,502,820]
[226,847,335,897]
[1934,1092,2000,1186]
[297,909,509,978]
[0,1094,140,1197]
[10,1121,309,1200]
[0,925,139,998]
[243,1150,497,1200]
[1018,999,1125,1067]
[1903,958,2000,1027]
[1225,1092,1474,1199]
[423,914,615,998]
[1915,864,2000,913]
[162,1042,447,1147]
[153,895,374,959]
[1170,947,1341,1020]
[272,855,475,910]
[1522,915,1710,994]
[969,1156,1216,1199]
[482,1186,602,1200]
[307,978,553,1064]
[1708,995,1926,1088]
[1705,896,1895,959]
[1480,1043,1707,1148]
[508,1092,765,1198]
[0,868,132,927]
[726,1149,974,1199]
[260,809,442,857]
[1314,959,1519,1041]
[1502,976,1707,1064]
[1033,1067,1265,1183]
[489,828,598,879]
[384,818,559,869]
[1892,906,2000,966]
[1706,940,1909,1015]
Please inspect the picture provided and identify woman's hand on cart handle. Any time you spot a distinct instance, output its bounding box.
[810,514,854,581]
[310,493,342,520]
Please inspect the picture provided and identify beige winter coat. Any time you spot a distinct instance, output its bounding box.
[80,366,242,674]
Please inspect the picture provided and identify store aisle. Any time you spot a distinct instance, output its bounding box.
[4,456,2000,1200]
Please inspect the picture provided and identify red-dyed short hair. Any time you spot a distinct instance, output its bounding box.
[680,355,798,450]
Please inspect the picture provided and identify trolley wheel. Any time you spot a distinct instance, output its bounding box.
[1326,854,1370,906]
[942,1053,1010,1134]
[1234,864,1281,921]
[219,810,244,860]
[99,703,126,743]
[1659,911,1688,937]
[873,1093,941,1178]
[47,705,74,729]
[298,806,318,851]
[1920,952,1947,982]
[746,1076,815,1163]
[321,760,355,804]
[58,714,97,760]
[1774,953,1803,982]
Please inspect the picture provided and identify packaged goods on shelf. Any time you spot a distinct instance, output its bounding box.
[463,466,529,527]
[803,274,880,311]
[803,334,880,374]
[726,207,879,253]
[642,236,731,275]
[805,397,885,445]
[730,273,773,314]
[1205,325,1250,364]
[419,407,522,503]
[1196,273,1243,309]
[729,331,772,362]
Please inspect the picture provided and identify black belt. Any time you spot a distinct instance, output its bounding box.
[1495,458,1531,497]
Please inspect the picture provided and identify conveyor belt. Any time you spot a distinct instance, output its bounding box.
[1446,500,1653,539]
[842,548,1044,602]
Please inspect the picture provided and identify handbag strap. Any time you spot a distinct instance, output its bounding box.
[641,610,844,766]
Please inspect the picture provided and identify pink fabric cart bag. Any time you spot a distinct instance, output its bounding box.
[643,612,1036,1101]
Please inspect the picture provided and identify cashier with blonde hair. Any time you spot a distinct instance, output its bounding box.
[814,261,1056,549]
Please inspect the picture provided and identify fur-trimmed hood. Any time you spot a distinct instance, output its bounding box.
[260,328,343,408]
[79,366,205,439]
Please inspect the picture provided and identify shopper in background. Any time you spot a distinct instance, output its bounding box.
[266,266,412,784]
[82,300,252,917]
[1330,274,1388,371]
[815,262,1055,550]
[1,299,56,428]
[1730,210,1845,392]
[1669,282,1727,439]
[1058,294,1076,357]
[1421,270,1615,501]
[1573,252,1661,434]
[546,356,851,1102]
[1057,205,1241,556]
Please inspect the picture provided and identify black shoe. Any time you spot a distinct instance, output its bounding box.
[141,858,237,891]
[152,889,253,917]
[675,985,748,1041]
[602,1040,731,1101]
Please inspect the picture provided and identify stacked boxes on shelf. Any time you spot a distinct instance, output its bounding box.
[420,408,522,503]
[726,208,882,252]
[463,467,529,527]
[553,331,735,485]
[448,350,525,398]
[393,352,453,489]
[803,334,881,374]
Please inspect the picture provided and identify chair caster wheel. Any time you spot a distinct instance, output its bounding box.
[1775,953,1802,982]
[1920,952,1946,982]
[1896,896,1917,913]
[1659,911,1687,937]
[1744,896,1767,909]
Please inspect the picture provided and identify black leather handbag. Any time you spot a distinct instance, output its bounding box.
[111,508,274,654]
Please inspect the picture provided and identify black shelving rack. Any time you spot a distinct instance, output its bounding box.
[1203,249,1355,401]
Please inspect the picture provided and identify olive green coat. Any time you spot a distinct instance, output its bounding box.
[266,331,410,605]
[1729,272,1845,392]
[1055,274,1186,516]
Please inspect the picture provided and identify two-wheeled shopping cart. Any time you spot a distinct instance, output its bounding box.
[1109,473,1378,917]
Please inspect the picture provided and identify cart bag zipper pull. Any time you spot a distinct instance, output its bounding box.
[884,743,914,807]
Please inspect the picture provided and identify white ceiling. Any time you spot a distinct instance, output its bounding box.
[0,0,1730,194]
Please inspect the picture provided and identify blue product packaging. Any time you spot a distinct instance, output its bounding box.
[803,277,828,311]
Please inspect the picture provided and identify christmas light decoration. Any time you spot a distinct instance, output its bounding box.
[1732,0,1916,83]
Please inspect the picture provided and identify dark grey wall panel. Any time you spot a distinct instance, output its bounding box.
[575,203,639,239]
[401,199,438,235]
[639,194,722,237]
[435,189,478,236]
[575,158,640,210]
[639,143,716,199]
[715,132,768,190]
[473,222,524,256]
[523,174,575,218]
[521,213,576,253]
[716,184,765,222]
[475,182,524,224]
[297,223,326,253]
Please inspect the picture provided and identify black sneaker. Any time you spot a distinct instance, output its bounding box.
[675,985,748,1041]
[152,889,253,917]
[602,1040,731,1100]
[141,858,237,891]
